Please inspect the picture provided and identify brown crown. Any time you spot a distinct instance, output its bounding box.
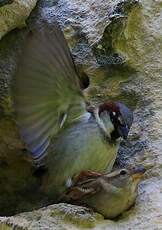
[98,102,120,116]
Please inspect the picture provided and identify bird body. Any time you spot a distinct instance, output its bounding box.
[63,167,146,219]
[12,23,133,210]
[41,111,120,199]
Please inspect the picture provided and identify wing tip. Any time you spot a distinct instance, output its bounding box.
[28,139,50,160]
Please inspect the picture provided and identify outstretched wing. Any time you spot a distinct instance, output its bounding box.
[13,25,86,159]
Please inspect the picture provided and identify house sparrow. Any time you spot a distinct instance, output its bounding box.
[13,24,133,200]
[62,167,146,219]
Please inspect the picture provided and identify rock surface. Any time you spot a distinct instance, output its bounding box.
[0,0,13,8]
[0,203,104,230]
[0,0,162,229]
[0,0,37,39]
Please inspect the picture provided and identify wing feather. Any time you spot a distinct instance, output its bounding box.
[13,24,86,159]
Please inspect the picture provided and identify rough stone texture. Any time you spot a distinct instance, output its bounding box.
[0,0,38,39]
[0,0,162,229]
[0,203,104,230]
[0,0,13,8]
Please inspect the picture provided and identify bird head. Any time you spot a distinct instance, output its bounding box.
[95,102,133,141]
[102,167,146,191]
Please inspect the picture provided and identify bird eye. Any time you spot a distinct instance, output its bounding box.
[120,169,127,175]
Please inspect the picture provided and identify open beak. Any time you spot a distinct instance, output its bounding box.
[131,167,146,179]
[117,125,129,140]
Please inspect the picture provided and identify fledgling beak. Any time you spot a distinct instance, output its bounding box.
[117,125,129,140]
[131,167,146,179]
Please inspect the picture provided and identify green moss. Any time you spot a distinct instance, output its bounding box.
[92,1,141,70]
[0,97,13,117]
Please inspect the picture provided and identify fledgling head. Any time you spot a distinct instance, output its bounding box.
[63,167,146,219]
[96,102,133,140]
[101,167,146,191]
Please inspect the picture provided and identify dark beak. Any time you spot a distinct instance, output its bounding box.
[131,167,146,179]
[117,125,129,140]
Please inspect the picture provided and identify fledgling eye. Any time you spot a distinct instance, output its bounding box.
[120,169,128,176]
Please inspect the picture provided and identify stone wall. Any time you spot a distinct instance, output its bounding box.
[0,0,161,229]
